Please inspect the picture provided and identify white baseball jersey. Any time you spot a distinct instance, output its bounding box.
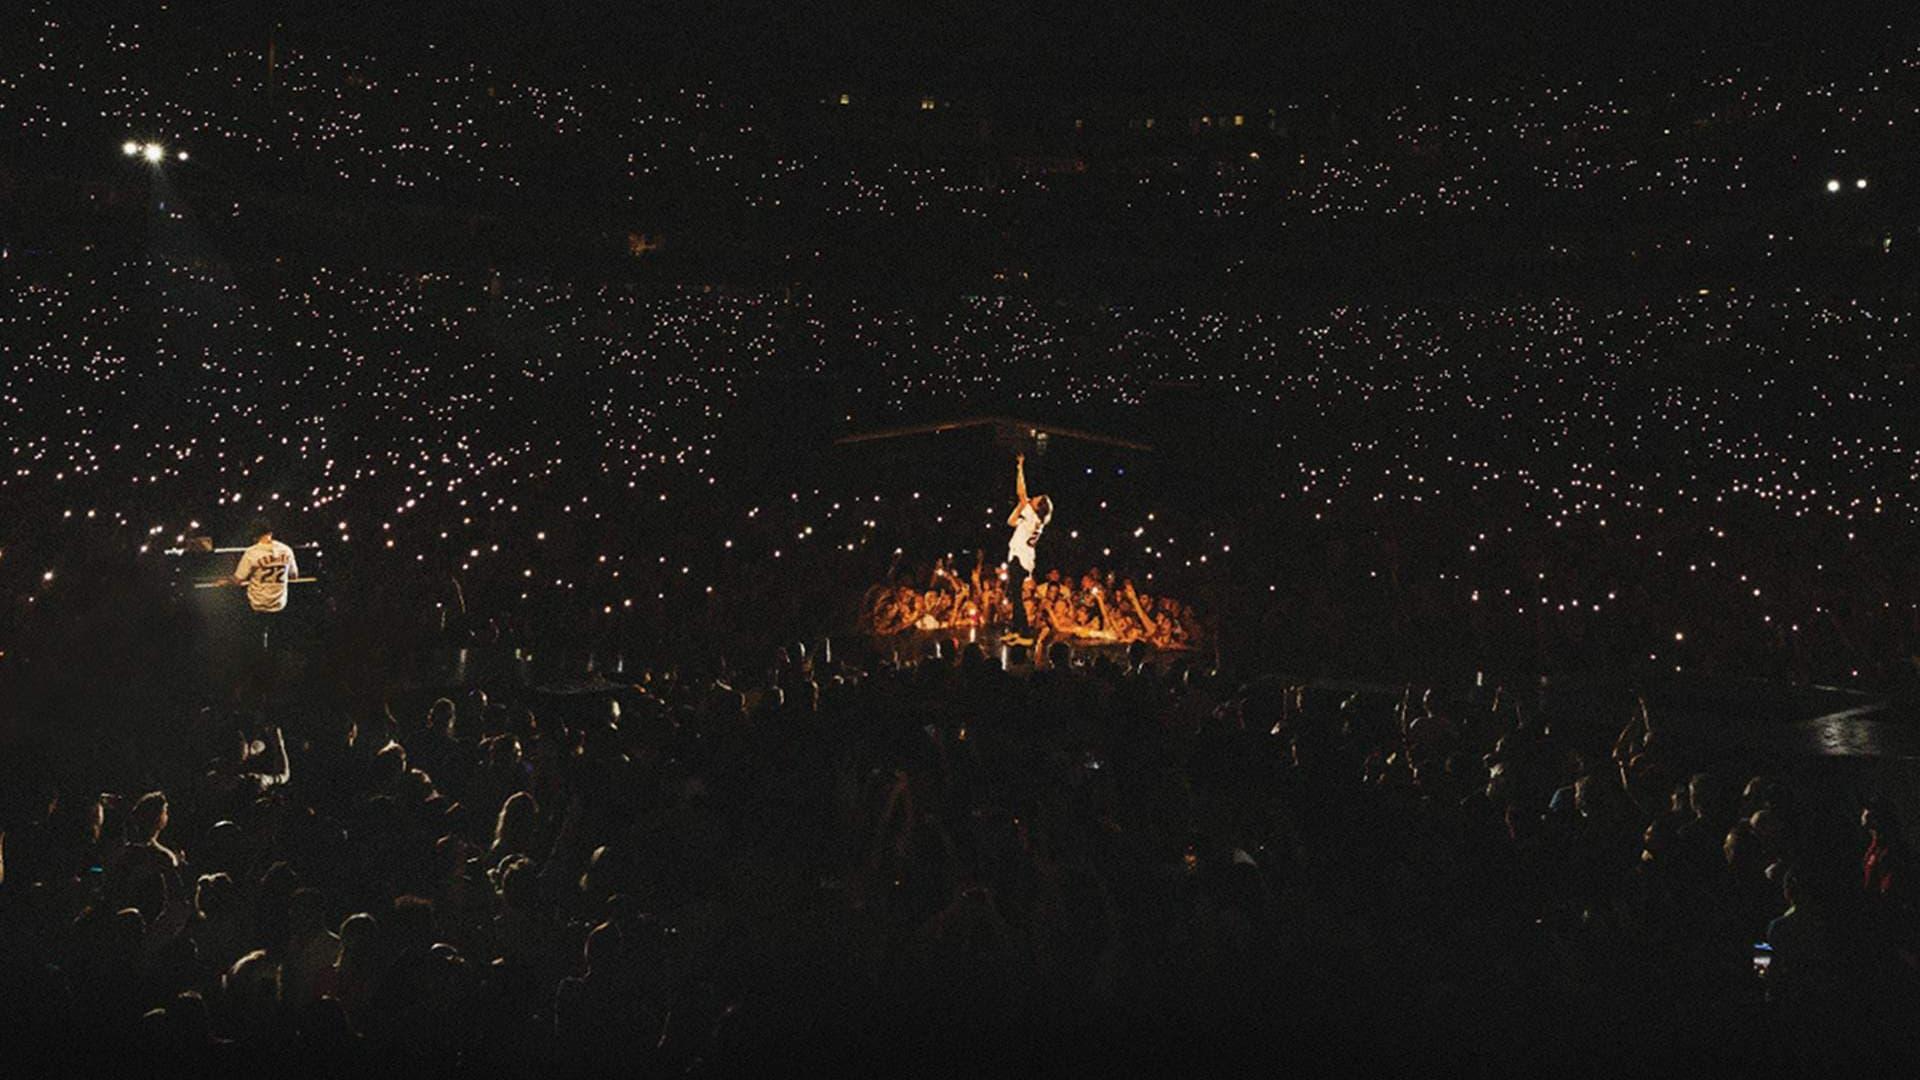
[1007,503,1050,573]
[235,540,298,612]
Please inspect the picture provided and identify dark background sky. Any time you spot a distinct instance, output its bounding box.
[187,2,1916,99]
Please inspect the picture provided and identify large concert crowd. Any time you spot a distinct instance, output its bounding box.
[7,264,1920,693]
[3,641,1917,1071]
[6,3,1920,285]
[6,9,1920,690]
[5,6,1920,1073]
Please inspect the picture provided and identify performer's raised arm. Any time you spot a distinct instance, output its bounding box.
[1009,453,1029,526]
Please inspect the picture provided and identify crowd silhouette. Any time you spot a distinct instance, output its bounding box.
[4,637,1917,1073]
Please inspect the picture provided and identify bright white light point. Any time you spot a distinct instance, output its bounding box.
[1856,178,1868,189]
[1826,178,1841,193]
[1674,631,1685,641]
[122,140,140,157]
[143,144,164,164]
[176,150,189,162]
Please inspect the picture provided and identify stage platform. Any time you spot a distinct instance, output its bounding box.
[860,624,1203,671]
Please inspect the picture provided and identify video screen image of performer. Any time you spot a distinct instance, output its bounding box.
[1001,452,1052,647]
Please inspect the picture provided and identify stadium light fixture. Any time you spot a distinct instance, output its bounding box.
[142,143,165,164]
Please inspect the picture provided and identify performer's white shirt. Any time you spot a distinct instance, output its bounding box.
[1008,503,1049,573]
[235,540,298,613]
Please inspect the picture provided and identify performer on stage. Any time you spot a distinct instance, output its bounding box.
[231,518,298,650]
[1001,453,1052,647]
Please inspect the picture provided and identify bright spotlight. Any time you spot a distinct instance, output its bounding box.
[176,150,189,162]
[122,140,141,157]
[142,144,165,164]
[1826,178,1841,193]
[1856,177,1868,190]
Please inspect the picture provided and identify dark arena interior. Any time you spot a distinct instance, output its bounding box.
[5,3,1920,1075]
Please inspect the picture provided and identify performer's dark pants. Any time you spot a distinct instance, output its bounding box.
[1008,561,1030,634]
[232,609,284,704]
[250,609,280,653]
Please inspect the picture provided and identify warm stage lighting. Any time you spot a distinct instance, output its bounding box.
[143,144,165,164]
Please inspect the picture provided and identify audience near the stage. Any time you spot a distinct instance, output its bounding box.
[858,556,1201,654]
